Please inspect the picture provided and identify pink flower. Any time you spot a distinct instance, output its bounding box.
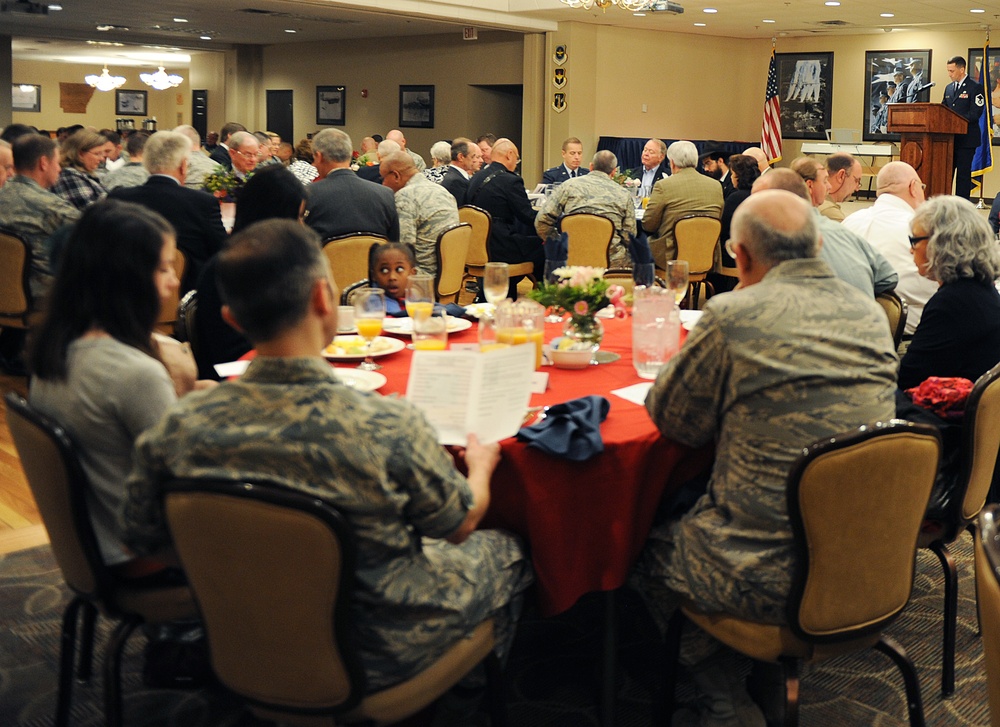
[574,300,589,316]
[607,285,627,318]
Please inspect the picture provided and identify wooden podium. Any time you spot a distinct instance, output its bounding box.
[886,103,968,197]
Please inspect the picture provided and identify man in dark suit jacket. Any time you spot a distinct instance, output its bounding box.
[208,121,246,169]
[305,128,399,241]
[629,138,670,195]
[943,55,986,200]
[541,137,589,185]
[700,149,736,198]
[440,137,483,204]
[109,131,227,293]
[356,163,382,184]
[466,138,544,297]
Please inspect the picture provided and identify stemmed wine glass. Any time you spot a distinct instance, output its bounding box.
[354,288,386,371]
[666,259,689,309]
[483,262,510,306]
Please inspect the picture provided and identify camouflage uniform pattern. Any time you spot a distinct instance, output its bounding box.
[407,148,427,172]
[102,162,149,191]
[123,356,532,690]
[633,258,897,627]
[184,151,218,190]
[0,175,81,301]
[395,172,459,277]
[534,172,637,268]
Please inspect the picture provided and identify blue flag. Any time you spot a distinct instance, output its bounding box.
[972,44,993,193]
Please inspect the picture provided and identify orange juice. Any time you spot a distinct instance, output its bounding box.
[413,338,447,351]
[479,342,512,353]
[496,327,544,368]
[356,318,383,341]
[405,301,434,320]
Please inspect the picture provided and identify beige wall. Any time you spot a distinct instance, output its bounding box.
[189,51,227,136]
[11,59,191,132]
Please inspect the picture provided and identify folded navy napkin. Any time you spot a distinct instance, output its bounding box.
[627,232,654,265]
[545,231,569,262]
[517,395,610,462]
[388,302,470,319]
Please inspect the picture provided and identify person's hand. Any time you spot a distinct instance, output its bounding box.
[152,333,197,397]
[460,433,501,477]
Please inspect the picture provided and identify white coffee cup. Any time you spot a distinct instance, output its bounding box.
[337,306,355,332]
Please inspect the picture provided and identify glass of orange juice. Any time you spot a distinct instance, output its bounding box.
[354,288,386,370]
[413,310,448,350]
[494,299,545,368]
[405,273,435,319]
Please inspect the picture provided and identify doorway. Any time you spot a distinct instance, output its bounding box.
[266,90,293,145]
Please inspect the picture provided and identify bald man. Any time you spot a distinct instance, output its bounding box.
[742,146,771,174]
[843,161,936,334]
[633,188,897,727]
[386,129,426,171]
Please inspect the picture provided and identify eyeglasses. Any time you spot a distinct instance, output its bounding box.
[233,149,258,160]
[908,235,930,248]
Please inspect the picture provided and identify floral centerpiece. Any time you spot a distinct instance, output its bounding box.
[351,152,376,172]
[611,169,641,190]
[529,266,614,353]
[202,166,252,203]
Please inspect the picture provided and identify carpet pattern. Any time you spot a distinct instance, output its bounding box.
[0,532,990,726]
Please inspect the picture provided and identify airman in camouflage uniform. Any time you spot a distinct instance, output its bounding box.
[534,150,636,268]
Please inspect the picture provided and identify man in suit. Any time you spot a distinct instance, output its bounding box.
[700,149,735,198]
[110,131,227,293]
[943,55,986,200]
[440,137,483,204]
[356,139,400,185]
[226,131,260,181]
[629,138,670,196]
[304,129,399,242]
[541,137,588,185]
[642,140,724,268]
[208,122,246,169]
[466,138,544,298]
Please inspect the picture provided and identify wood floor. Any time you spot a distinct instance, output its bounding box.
[0,372,47,553]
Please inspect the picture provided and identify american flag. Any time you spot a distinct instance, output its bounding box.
[761,49,782,164]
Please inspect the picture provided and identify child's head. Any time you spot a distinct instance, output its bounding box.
[369,242,418,299]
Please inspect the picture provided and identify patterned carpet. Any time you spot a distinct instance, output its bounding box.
[0,532,990,726]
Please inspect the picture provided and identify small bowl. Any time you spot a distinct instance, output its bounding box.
[547,338,593,369]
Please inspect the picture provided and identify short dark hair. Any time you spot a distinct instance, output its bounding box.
[28,200,174,380]
[728,154,760,191]
[99,129,121,145]
[124,130,151,157]
[219,122,247,144]
[451,137,473,161]
[1,123,38,144]
[948,56,967,69]
[476,133,497,146]
[826,152,855,176]
[232,165,308,233]
[216,220,328,343]
[369,241,417,281]
[12,134,56,172]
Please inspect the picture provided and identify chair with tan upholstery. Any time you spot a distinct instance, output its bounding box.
[672,215,721,309]
[918,361,1000,697]
[0,228,35,331]
[875,289,908,351]
[4,393,196,727]
[975,505,1000,726]
[664,419,941,726]
[459,205,534,299]
[163,478,508,727]
[560,213,614,268]
[322,233,388,291]
[435,222,472,304]
[155,248,187,335]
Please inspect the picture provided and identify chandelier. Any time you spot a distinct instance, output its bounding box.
[140,66,184,90]
[84,66,126,92]
[561,0,650,10]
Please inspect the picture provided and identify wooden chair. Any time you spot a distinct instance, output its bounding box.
[174,289,199,359]
[458,205,534,298]
[560,212,614,268]
[672,216,721,309]
[434,222,472,304]
[155,248,187,336]
[664,419,941,726]
[0,227,35,331]
[322,233,388,291]
[875,289,908,350]
[974,505,1000,725]
[163,478,508,727]
[918,361,1000,697]
[4,393,196,727]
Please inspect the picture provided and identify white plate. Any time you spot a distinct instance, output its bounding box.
[382,317,473,335]
[679,310,703,331]
[333,368,386,391]
[463,303,495,319]
[323,336,406,361]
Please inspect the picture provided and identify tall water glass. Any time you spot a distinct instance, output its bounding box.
[404,273,435,320]
[666,259,689,308]
[483,262,510,306]
[632,286,679,380]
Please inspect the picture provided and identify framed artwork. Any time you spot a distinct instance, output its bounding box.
[115,89,147,116]
[316,85,346,126]
[864,49,932,142]
[968,47,1000,145]
[774,52,834,140]
[12,84,40,112]
[399,85,434,129]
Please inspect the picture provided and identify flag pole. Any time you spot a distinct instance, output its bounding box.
[976,27,992,209]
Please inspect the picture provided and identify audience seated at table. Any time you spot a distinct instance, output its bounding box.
[368,241,419,315]
[50,128,108,211]
[122,219,534,700]
[424,140,452,184]
[287,138,319,186]
[718,154,759,265]
[439,137,483,204]
[631,190,898,727]
[541,136,588,185]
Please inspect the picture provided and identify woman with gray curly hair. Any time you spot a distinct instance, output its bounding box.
[898,195,1000,390]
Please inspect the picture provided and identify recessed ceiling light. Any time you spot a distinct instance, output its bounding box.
[47,3,62,9]
[694,22,707,26]
[763,18,776,23]
[825,1,840,6]
[173,17,188,22]
[200,35,212,40]
[284,28,296,33]
[971,8,986,12]
[880,12,894,17]
[703,8,718,13]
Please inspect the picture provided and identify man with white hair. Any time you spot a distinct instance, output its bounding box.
[173,125,217,190]
[843,161,936,333]
[642,140,724,268]
[357,138,400,185]
[386,129,426,171]
[109,130,226,292]
[227,130,260,180]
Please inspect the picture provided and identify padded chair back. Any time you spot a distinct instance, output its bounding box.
[976,505,1000,724]
[163,479,364,715]
[435,223,472,304]
[673,216,721,277]
[156,249,187,333]
[341,280,373,307]
[786,420,941,642]
[174,289,198,356]
[561,213,614,267]
[875,290,908,350]
[959,362,1000,522]
[322,233,388,290]
[5,393,110,602]
[0,228,32,328]
[458,206,491,269]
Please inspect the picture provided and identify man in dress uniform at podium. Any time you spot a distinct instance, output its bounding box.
[943,55,985,201]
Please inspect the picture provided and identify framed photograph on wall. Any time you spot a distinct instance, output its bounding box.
[12,84,40,112]
[399,85,434,129]
[115,89,147,116]
[774,52,834,140]
[864,49,932,142]
[316,86,346,126]
[968,47,1000,145]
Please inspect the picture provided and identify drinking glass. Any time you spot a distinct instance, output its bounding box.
[412,310,448,350]
[404,273,435,321]
[667,260,689,308]
[353,288,386,371]
[483,262,510,306]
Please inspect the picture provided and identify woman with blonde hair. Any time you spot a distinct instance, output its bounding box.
[51,127,108,210]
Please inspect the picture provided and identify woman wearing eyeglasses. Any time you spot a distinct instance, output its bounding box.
[50,128,108,211]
